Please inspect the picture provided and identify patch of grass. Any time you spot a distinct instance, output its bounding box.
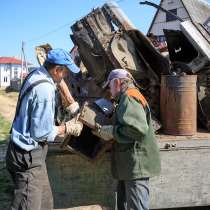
[0,114,11,144]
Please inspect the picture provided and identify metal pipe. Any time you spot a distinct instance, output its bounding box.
[139,1,184,22]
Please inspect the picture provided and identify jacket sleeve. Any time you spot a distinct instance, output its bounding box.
[30,84,58,142]
[113,94,149,143]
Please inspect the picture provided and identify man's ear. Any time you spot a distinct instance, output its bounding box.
[115,78,121,89]
[55,65,61,71]
[55,65,63,73]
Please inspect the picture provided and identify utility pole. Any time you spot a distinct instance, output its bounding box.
[20,41,28,84]
[20,41,24,84]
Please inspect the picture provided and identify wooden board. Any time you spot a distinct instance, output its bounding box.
[47,137,210,209]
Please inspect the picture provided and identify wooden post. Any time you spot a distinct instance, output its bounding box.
[20,41,28,84]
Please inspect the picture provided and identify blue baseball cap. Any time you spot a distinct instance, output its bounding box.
[103,69,133,88]
[46,48,80,73]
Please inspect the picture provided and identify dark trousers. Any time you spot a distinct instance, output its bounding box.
[6,140,53,210]
[117,178,149,210]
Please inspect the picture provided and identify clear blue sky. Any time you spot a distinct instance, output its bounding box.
[0,0,161,65]
[0,0,209,66]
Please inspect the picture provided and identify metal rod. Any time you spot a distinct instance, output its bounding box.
[139,1,184,22]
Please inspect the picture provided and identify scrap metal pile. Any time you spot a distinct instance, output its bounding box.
[67,1,210,128]
[36,1,210,160]
[68,2,171,129]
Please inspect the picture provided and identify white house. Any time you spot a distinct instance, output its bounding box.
[147,0,210,42]
[0,57,28,87]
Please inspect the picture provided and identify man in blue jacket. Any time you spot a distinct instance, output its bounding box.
[6,49,83,210]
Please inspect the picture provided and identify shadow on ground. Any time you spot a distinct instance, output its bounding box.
[0,162,13,210]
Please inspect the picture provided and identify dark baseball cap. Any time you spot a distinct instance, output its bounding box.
[46,48,80,73]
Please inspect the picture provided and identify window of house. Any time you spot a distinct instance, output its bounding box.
[156,35,166,42]
[204,16,210,33]
[166,9,177,22]
[4,77,8,82]
[14,69,18,78]
[4,65,10,72]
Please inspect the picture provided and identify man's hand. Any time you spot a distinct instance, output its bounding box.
[66,102,80,117]
[92,125,114,141]
[65,116,83,136]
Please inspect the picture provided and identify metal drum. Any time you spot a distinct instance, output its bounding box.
[160,75,197,135]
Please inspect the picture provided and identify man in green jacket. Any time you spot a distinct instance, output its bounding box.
[94,69,161,210]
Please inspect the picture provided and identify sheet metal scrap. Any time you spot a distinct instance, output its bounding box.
[71,2,170,82]
[164,22,210,74]
[141,0,210,130]
[141,0,210,74]
[69,2,171,128]
[61,101,113,161]
[79,101,113,130]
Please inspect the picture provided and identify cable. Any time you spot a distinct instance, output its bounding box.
[25,0,126,44]
[26,22,73,43]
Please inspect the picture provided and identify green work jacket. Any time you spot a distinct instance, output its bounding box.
[111,90,161,180]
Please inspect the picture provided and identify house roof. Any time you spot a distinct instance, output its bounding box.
[147,0,210,35]
[0,57,22,65]
[147,0,164,35]
[0,57,31,65]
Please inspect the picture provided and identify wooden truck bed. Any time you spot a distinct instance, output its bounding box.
[47,132,210,209]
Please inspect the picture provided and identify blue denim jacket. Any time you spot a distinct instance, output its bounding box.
[11,66,58,151]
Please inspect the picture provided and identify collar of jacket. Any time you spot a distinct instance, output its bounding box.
[40,66,56,90]
[114,83,136,103]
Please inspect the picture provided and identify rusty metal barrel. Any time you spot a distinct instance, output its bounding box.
[160,75,197,135]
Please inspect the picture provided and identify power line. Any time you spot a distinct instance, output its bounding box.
[26,0,126,44]
[26,22,72,43]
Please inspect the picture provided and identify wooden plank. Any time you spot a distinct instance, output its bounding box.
[47,138,210,209]
[47,152,116,209]
[150,148,210,209]
[157,131,210,142]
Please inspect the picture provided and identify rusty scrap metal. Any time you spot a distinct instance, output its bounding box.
[69,2,171,130]
[79,102,113,129]
[160,75,197,136]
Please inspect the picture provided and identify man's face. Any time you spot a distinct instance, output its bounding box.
[109,78,121,98]
[51,66,69,83]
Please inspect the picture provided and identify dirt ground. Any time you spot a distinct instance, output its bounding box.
[0,89,17,122]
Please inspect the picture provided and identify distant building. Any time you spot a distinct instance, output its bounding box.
[147,0,210,42]
[0,57,29,87]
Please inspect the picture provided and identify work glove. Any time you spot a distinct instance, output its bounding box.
[92,125,114,141]
[65,115,83,136]
[66,101,80,117]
